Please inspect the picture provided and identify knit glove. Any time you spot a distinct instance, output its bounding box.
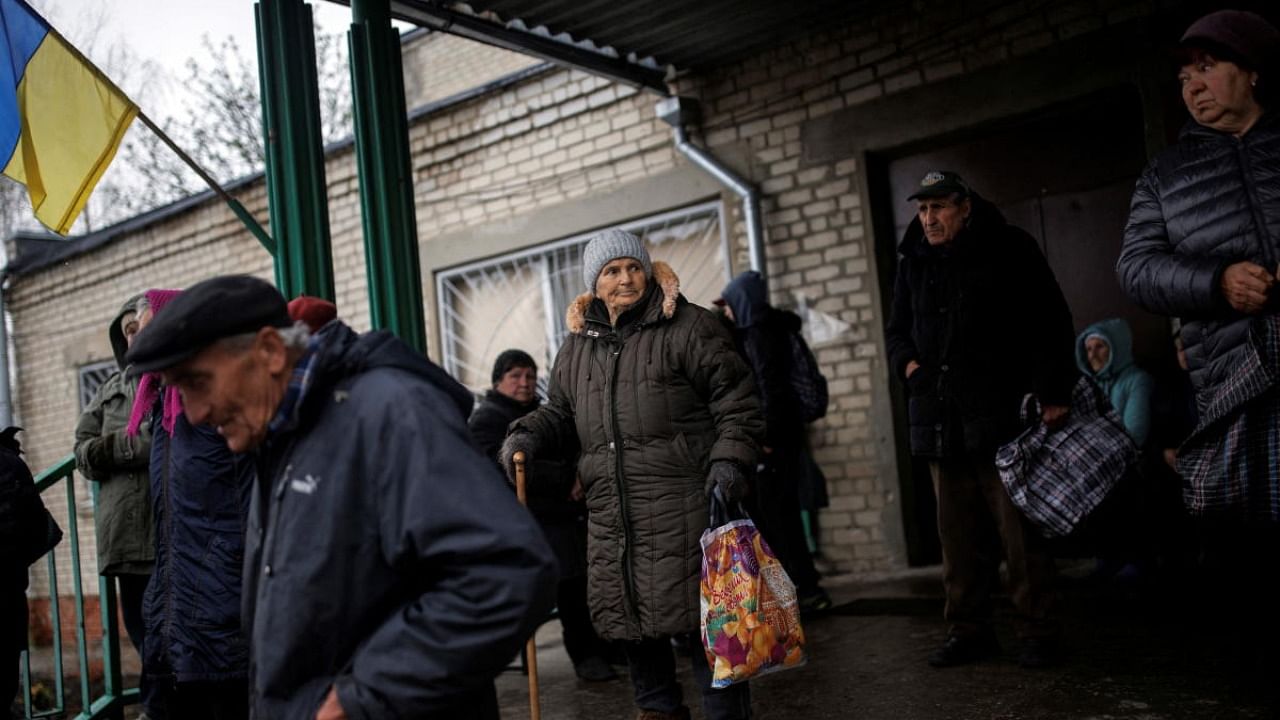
[704,460,748,504]
[500,432,538,484]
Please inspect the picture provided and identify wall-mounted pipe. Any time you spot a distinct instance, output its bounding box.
[656,97,766,276]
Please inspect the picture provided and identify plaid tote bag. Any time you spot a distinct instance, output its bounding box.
[995,377,1138,537]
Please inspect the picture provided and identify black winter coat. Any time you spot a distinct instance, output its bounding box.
[469,390,589,579]
[512,262,763,641]
[1117,114,1280,408]
[885,195,1077,458]
[146,410,253,683]
[246,323,557,720]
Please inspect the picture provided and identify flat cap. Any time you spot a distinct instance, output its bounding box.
[126,275,290,375]
[907,170,972,201]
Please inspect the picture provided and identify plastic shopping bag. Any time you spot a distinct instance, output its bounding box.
[699,490,806,687]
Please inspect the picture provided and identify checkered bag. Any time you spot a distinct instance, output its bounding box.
[995,377,1138,537]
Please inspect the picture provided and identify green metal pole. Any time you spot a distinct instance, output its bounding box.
[349,0,427,353]
[256,0,336,301]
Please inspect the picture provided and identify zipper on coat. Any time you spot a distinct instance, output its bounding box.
[604,334,640,627]
[1236,138,1277,268]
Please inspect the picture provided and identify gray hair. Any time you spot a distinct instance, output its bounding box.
[135,294,150,315]
[218,321,312,353]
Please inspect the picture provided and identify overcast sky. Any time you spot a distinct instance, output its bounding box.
[32,0,372,117]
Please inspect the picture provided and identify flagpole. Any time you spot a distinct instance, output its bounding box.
[135,111,277,256]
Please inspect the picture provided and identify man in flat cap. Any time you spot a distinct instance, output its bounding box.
[886,171,1076,669]
[126,275,557,720]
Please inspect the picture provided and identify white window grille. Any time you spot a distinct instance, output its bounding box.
[436,201,731,392]
[78,360,117,410]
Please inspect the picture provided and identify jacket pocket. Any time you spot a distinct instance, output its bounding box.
[907,394,946,457]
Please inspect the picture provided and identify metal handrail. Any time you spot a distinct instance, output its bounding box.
[24,453,137,720]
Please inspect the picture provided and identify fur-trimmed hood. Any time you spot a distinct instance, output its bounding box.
[566,260,680,334]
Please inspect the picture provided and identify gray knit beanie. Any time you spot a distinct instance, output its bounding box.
[581,229,652,293]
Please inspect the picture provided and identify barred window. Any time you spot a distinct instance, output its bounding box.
[436,201,731,393]
[78,360,116,410]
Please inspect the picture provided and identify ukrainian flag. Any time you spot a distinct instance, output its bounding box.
[1,0,136,234]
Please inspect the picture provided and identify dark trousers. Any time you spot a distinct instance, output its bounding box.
[156,678,248,720]
[749,452,821,596]
[557,575,611,665]
[3,572,29,715]
[624,634,751,720]
[115,574,162,716]
[929,457,1058,639]
[116,575,147,655]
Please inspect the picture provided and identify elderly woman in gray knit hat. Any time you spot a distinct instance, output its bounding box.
[502,229,764,720]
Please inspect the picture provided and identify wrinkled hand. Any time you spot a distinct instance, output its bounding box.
[704,461,749,504]
[1041,405,1069,430]
[315,688,347,720]
[499,432,537,483]
[1220,261,1275,314]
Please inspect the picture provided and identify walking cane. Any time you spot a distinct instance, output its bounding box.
[513,451,542,720]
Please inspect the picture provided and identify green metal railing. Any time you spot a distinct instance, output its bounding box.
[21,454,136,720]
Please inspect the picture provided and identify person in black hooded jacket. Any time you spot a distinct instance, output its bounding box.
[468,349,617,682]
[125,275,557,720]
[885,171,1077,669]
[717,271,831,614]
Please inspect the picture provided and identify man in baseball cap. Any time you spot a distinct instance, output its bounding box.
[129,274,556,720]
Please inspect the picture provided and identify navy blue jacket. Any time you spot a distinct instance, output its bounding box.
[145,410,253,683]
[245,323,558,719]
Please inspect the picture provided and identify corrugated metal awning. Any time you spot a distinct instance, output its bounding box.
[381,0,873,94]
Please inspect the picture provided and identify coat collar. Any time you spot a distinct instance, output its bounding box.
[565,260,680,335]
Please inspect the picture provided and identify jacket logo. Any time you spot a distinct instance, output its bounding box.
[289,474,321,495]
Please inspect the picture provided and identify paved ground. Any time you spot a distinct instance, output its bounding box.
[16,561,1275,719]
[495,562,1276,720]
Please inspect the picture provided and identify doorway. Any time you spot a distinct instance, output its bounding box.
[869,86,1162,565]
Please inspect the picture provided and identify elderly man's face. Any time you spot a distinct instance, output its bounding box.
[162,328,291,453]
[917,196,970,246]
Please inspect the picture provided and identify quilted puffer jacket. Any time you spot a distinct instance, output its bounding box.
[512,261,763,641]
[1117,113,1280,408]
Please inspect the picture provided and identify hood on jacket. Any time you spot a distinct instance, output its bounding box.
[1075,318,1136,382]
[108,295,143,370]
[566,260,680,334]
[897,192,1008,258]
[308,321,475,422]
[720,271,769,329]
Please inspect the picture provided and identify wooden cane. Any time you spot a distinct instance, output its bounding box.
[512,451,541,720]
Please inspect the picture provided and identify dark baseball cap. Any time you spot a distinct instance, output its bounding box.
[126,275,291,376]
[907,170,971,201]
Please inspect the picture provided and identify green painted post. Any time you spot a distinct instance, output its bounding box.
[64,478,92,714]
[256,0,336,301]
[349,0,427,353]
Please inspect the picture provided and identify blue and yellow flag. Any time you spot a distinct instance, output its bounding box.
[0,0,137,234]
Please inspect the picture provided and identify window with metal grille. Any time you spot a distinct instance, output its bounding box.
[78,360,117,410]
[436,201,731,392]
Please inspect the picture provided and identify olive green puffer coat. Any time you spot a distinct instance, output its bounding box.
[512,261,763,641]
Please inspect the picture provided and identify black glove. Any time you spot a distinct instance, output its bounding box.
[500,432,538,483]
[704,460,748,504]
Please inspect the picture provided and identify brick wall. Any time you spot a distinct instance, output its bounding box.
[400,31,540,108]
[7,0,1186,580]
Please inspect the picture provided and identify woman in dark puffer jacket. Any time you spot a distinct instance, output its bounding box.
[502,230,764,720]
[1116,11,1280,706]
